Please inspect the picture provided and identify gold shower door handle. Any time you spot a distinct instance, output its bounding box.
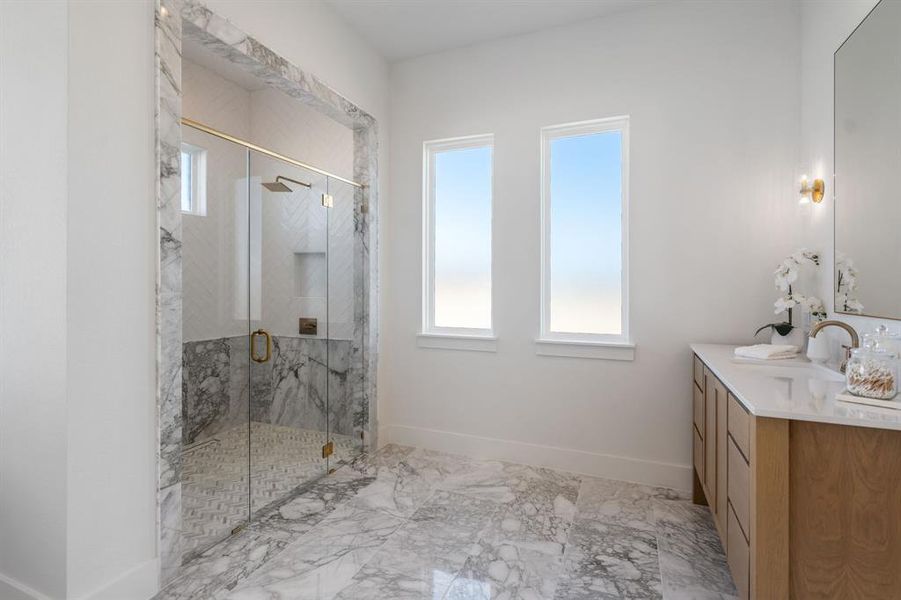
[251,329,272,363]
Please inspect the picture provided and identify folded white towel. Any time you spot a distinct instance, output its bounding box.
[734,344,800,360]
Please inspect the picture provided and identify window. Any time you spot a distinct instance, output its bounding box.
[181,142,207,216]
[420,135,494,349]
[539,117,631,359]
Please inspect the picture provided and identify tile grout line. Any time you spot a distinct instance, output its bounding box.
[651,498,671,600]
[329,452,444,597]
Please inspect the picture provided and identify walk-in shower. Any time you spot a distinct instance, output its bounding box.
[156,5,378,584]
[179,99,362,558]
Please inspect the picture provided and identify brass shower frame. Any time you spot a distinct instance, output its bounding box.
[182,117,363,189]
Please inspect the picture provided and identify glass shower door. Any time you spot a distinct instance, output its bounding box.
[249,150,331,516]
[180,127,252,555]
[326,177,362,464]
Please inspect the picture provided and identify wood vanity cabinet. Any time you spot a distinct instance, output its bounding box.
[693,353,788,600]
[693,348,901,599]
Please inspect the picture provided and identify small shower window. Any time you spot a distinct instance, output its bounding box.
[181,142,207,216]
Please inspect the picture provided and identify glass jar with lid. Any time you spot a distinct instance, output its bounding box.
[846,347,899,400]
[865,325,901,355]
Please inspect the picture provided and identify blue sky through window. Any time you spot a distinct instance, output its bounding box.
[433,145,492,329]
[549,131,622,335]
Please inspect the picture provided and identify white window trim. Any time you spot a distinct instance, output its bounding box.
[535,338,634,361]
[416,332,498,353]
[537,116,632,359]
[181,142,207,216]
[420,133,495,345]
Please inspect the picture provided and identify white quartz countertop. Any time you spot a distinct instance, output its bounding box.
[691,343,901,432]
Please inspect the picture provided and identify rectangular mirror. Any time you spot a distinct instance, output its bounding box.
[834,0,901,320]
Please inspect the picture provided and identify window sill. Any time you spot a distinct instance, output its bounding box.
[535,338,635,361]
[417,332,498,353]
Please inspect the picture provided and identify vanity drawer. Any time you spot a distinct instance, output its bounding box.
[727,503,750,600]
[693,355,705,389]
[728,436,750,541]
[728,393,750,460]
[693,384,705,436]
[693,426,704,482]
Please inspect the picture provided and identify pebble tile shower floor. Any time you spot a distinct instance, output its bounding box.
[182,423,358,556]
[156,444,737,599]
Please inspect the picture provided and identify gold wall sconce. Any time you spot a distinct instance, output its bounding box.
[799,175,825,204]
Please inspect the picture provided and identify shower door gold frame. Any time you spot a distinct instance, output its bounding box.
[181,118,363,189]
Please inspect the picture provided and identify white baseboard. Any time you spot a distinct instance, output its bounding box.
[0,573,53,600]
[381,423,691,491]
[74,558,159,600]
[0,560,158,600]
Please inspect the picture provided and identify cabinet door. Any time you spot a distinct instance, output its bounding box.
[704,368,717,507]
[693,425,704,483]
[693,382,705,437]
[716,378,728,531]
[727,504,751,600]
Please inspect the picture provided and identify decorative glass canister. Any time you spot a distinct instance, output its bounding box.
[846,347,899,400]
[867,325,901,355]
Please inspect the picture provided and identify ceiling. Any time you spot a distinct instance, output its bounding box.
[324,0,656,62]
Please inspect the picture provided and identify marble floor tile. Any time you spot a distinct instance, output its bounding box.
[364,490,500,583]
[162,446,730,600]
[439,460,581,514]
[339,443,416,477]
[575,477,686,533]
[653,500,738,599]
[404,446,479,483]
[255,471,377,534]
[480,488,577,557]
[326,444,438,518]
[346,461,436,518]
[334,565,456,600]
[502,475,580,547]
[224,504,405,600]
[154,523,294,600]
[437,459,525,503]
[554,518,662,600]
[445,536,564,599]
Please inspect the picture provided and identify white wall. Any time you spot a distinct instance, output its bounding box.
[0,2,69,599]
[384,0,803,488]
[66,2,159,599]
[799,0,886,350]
[1,1,388,599]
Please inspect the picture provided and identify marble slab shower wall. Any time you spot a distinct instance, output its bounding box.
[156,0,185,586]
[182,337,245,445]
[183,336,353,444]
[260,337,353,435]
[351,125,378,440]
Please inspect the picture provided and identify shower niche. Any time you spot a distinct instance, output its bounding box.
[177,35,365,559]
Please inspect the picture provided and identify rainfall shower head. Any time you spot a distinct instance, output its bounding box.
[261,175,311,192]
[262,180,292,192]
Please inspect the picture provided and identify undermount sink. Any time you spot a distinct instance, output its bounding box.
[731,360,845,383]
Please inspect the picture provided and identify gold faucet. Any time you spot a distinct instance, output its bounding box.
[809,320,860,373]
